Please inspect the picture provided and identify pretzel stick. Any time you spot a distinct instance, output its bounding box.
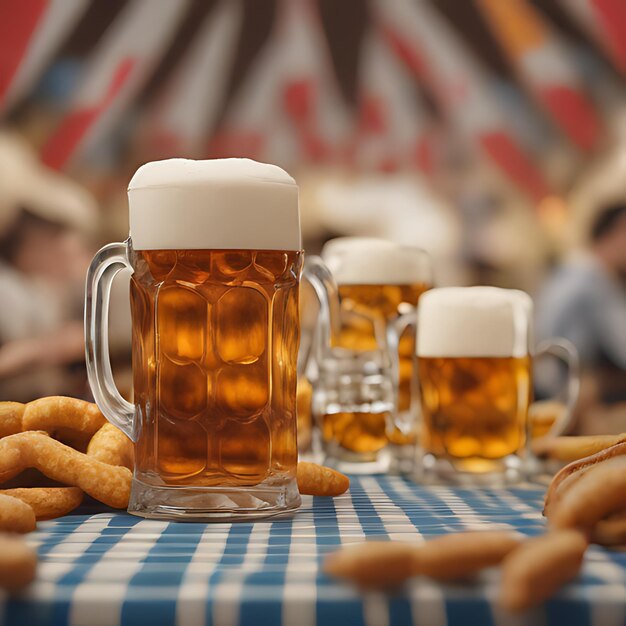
[413,531,523,581]
[325,541,419,588]
[87,423,134,469]
[550,456,626,530]
[532,433,626,463]
[297,462,349,496]
[0,533,37,592]
[499,530,587,611]
[22,396,105,440]
[325,531,523,589]
[0,494,36,533]
[0,432,131,509]
[1,488,83,520]
[0,402,25,438]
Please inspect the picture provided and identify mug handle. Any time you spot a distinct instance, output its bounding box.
[84,241,136,441]
[386,311,417,435]
[299,256,341,378]
[534,338,581,437]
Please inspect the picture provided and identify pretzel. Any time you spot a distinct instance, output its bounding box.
[550,455,626,530]
[412,531,523,581]
[0,432,131,509]
[297,462,349,496]
[0,493,36,533]
[22,396,105,441]
[0,402,25,438]
[325,541,419,589]
[1,488,83,520]
[544,441,626,516]
[499,530,587,611]
[324,531,523,589]
[0,533,37,592]
[532,433,626,463]
[87,423,134,469]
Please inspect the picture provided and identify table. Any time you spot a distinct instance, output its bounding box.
[2,476,626,626]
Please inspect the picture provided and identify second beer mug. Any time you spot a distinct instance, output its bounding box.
[314,238,432,472]
[417,287,579,483]
[85,158,302,519]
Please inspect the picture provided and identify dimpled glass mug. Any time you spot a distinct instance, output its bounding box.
[316,238,432,473]
[85,158,303,520]
[417,287,579,484]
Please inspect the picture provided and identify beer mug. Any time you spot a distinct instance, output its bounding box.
[416,287,579,483]
[85,158,302,519]
[313,238,432,472]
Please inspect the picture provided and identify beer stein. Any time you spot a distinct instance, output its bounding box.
[416,287,579,484]
[310,239,432,472]
[85,158,302,520]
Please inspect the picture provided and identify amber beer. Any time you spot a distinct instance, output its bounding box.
[85,158,303,519]
[417,287,533,475]
[337,284,428,420]
[131,248,301,484]
[418,356,530,463]
[320,239,431,456]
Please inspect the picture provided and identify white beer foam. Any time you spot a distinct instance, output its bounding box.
[417,287,533,358]
[321,237,431,285]
[128,158,300,250]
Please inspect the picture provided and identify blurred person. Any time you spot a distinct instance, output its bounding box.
[0,131,98,401]
[536,203,626,433]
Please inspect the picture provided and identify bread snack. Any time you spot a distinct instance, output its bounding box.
[0,534,37,592]
[411,531,523,581]
[22,396,106,441]
[325,541,419,588]
[324,531,523,589]
[0,397,106,453]
[533,433,626,463]
[297,462,350,496]
[549,455,626,530]
[499,530,587,611]
[0,402,25,438]
[1,487,83,520]
[0,395,133,594]
[87,423,134,469]
[544,441,626,516]
[0,432,131,508]
[0,493,36,533]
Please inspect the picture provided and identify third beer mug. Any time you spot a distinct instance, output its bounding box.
[417,287,579,483]
[85,158,302,519]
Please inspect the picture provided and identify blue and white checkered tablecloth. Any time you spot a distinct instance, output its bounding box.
[2,475,626,626]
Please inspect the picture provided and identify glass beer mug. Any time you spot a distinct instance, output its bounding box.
[310,238,432,472]
[416,287,579,484]
[85,158,302,519]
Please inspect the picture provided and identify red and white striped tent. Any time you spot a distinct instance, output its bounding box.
[0,0,623,206]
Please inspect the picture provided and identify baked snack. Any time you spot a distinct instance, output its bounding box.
[297,462,349,496]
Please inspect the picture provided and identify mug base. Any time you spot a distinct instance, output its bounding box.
[323,447,392,475]
[416,453,525,486]
[387,444,418,475]
[127,476,301,521]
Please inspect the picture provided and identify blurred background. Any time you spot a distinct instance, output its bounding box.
[1,0,626,432]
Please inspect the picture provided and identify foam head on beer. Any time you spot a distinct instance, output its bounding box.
[417,287,533,358]
[321,236,430,285]
[128,158,300,250]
